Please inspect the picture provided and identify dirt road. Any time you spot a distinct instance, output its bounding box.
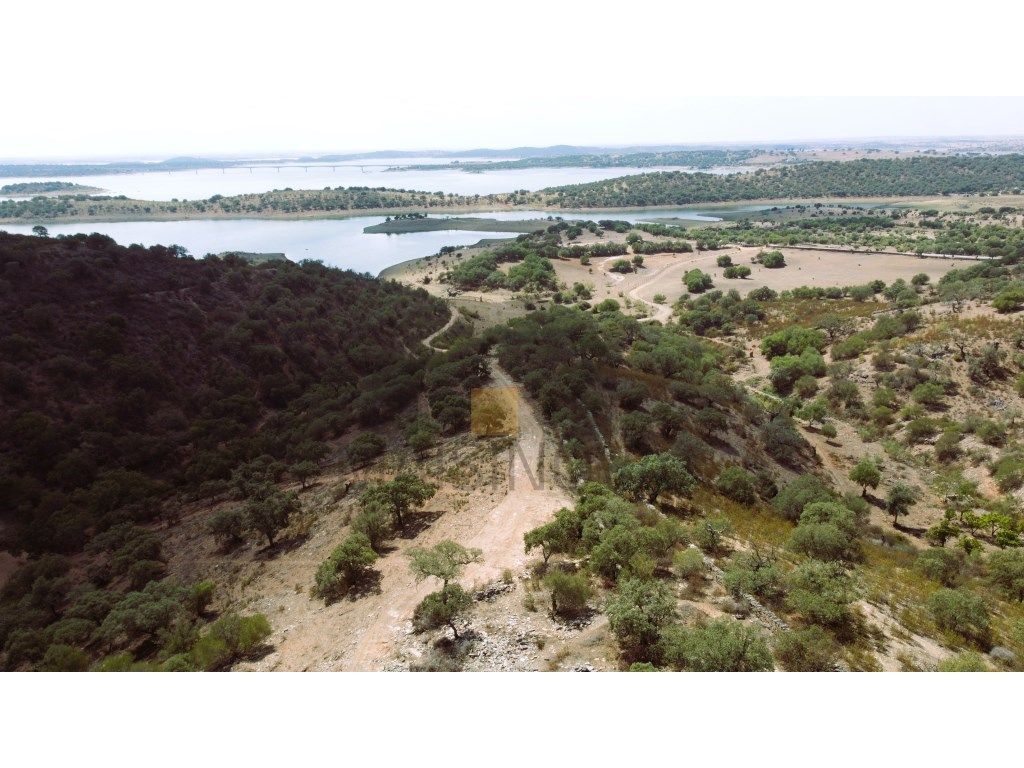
[422,306,459,351]
[238,351,571,671]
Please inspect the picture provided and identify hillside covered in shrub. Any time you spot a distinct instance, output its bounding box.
[0,232,448,554]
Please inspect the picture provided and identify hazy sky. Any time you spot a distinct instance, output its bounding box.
[4,0,1023,160]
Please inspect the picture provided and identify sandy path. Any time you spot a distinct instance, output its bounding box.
[461,364,572,581]
[624,258,697,323]
[422,306,460,351]
[596,251,707,322]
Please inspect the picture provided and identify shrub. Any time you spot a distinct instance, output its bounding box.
[36,644,90,672]
[911,382,945,408]
[659,619,773,671]
[794,375,819,398]
[723,265,751,279]
[992,286,1024,313]
[987,549,1024,600]
[788,502,860,561]
[47,617,96,646]
[207,507,245,548]
[605,578,676,661]
[758,250,786,268]
[937,651,990,671]
[992,452,1024,492]
[915,548,966,587]
[976,420,1006,446]
[769,349,826,394]
[773,626,839,671]
[831,334,870,360]
[722,551,785,601]
[785,561,854,627]
[683,269,714,293]
[927,588,990,644]
[314,533,379,601]
[413,584,473,639]
[351,505,393,551]
[934,431,962,462]
[691,516,734,555]
[715,466,758,504]
[772,475,834,522]
[968,344,1006,384]
[346,432,386,465]
[761,327,827,359]
[672,548,706,580]
[95,580,190,650]
[905,418,938,443]
[543,570,593,618]
[191,613,271,671]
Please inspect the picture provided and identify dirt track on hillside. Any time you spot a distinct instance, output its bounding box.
[232,354,570,671]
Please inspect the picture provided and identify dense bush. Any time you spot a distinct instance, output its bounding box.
[773,626,839,671]
[659,619,773,671]
[715,466,759,504]
[927,588,990,644]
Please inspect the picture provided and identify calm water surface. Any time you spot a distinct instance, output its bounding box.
[0,207,771,275]
[0,159,748,202]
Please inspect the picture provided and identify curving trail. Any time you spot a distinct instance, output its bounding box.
[597,251,709,324]
[422,306,460,351]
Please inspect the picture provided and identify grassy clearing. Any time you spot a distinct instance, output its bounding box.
[754,297,881,337]
[693,487,793,549]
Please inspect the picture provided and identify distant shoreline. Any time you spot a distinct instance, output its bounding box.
[1,192,1018,227]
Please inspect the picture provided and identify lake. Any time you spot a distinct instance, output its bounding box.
[0,159,749,202]
[0,207,767,275]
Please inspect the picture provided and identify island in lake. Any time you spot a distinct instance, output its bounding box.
[0,181,102,196]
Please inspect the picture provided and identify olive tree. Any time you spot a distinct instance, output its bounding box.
[849,458,881,496]
[605,578,676,661]
[612,453,695,504]
[407,540,481,588]
[360,473,437,529]
[413,583,474,640]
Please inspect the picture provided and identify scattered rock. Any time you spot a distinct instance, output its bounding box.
[720,597,750,617]
[989,646,1017,666]
[475,580,514,602]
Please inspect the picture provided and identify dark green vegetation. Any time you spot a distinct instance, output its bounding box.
[490,302,813,482]
[542,155,1024,207]
[440,224,615,292]
[0,232,452,669]
[6,155,1024,224]
[686,209,1024,258]
[0,187,525,222]
[0,156,242,177]
[394,149,760,172]
[1,182,97,195]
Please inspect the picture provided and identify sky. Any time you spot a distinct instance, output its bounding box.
[4,0,1023,160]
